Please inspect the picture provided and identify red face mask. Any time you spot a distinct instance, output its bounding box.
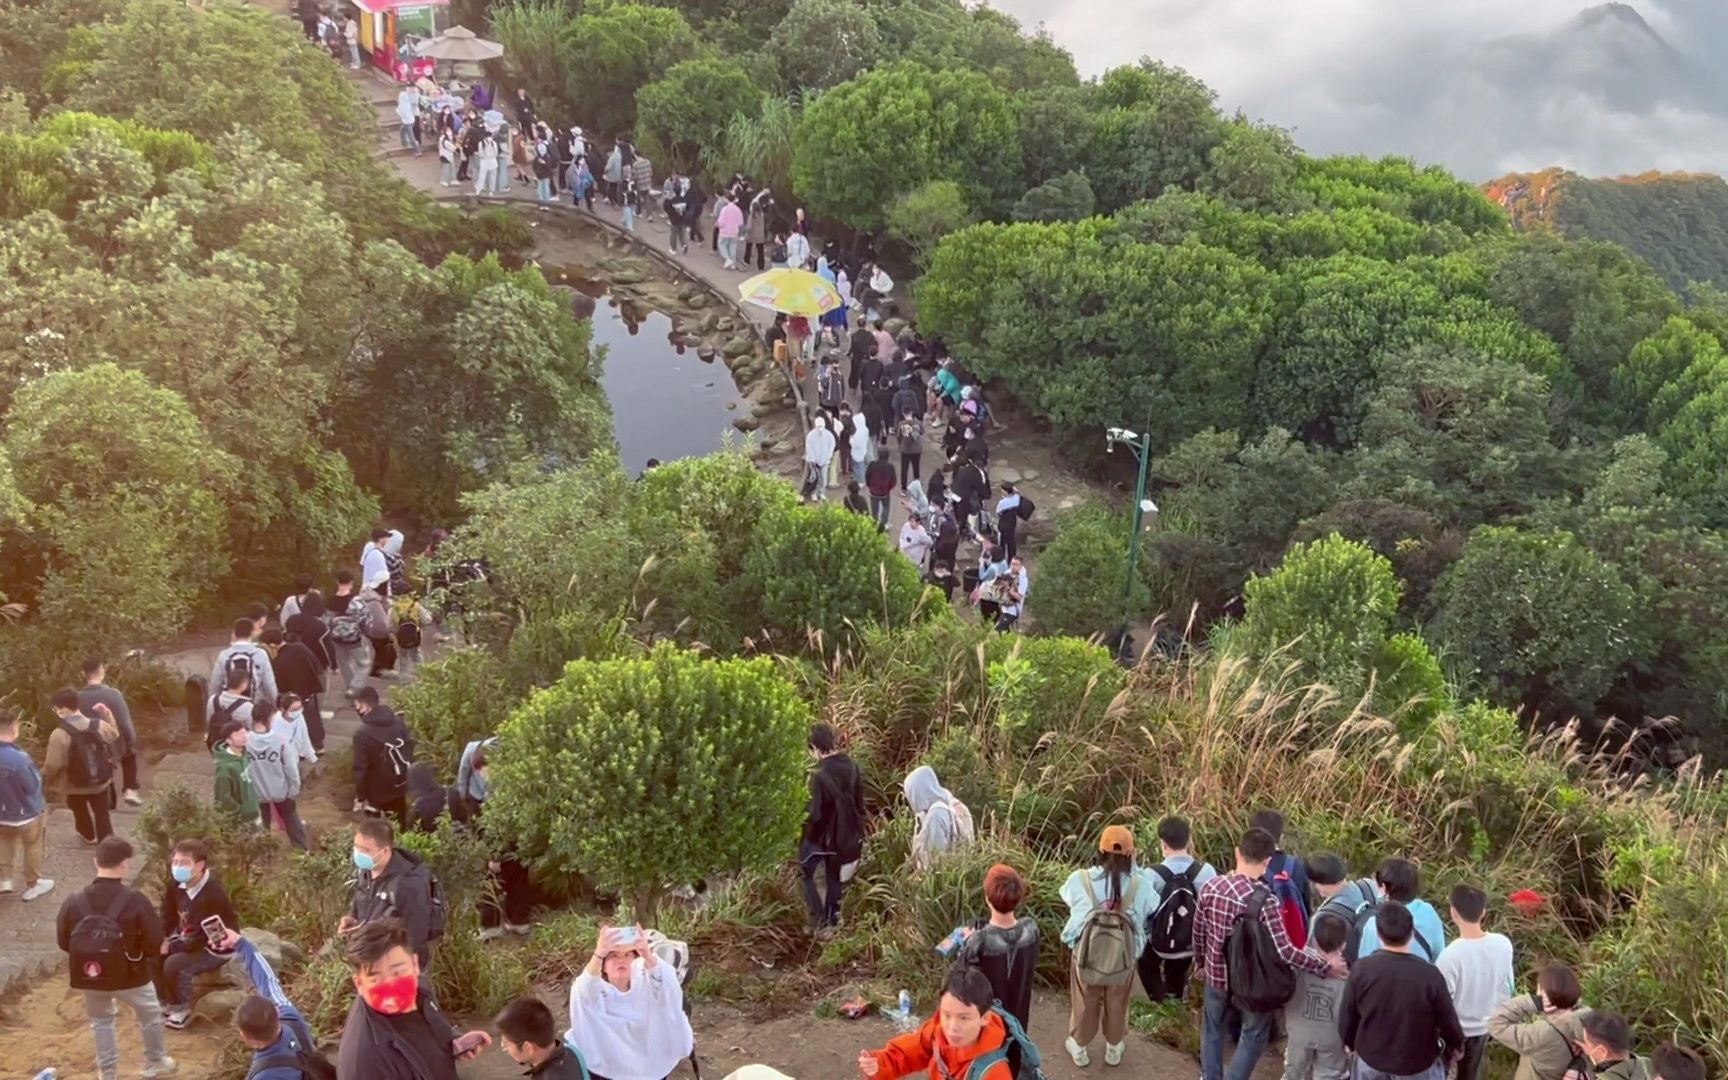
[361,974,419,1015]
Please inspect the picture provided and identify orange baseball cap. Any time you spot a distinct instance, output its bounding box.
[1098,825,1135,856]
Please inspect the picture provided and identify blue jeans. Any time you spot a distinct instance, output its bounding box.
[153,945,229,1008]
[398,123,419,152]
[1353,1060,1444,1080]
[1202,985,1275,1080]
[537,178,551,203]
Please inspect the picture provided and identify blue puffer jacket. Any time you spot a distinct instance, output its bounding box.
[0,741,46,822]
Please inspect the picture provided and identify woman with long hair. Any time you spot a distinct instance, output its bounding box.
[1059,826,1156,1069]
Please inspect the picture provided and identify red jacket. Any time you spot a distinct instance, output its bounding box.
[871,1012,1012,1080]
[865,459,897,497]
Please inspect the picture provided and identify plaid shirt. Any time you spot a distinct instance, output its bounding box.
[1191,871,1330,991]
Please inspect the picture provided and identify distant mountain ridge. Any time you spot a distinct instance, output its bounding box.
[1484,168,1728,292]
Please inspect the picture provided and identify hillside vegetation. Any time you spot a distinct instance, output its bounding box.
[1486,167,1728,293]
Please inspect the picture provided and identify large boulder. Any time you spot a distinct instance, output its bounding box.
[192,988,248,1025]
[723,336,754,359]
[193,928,304,992]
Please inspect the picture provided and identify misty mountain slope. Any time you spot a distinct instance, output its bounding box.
[1485,167,1728,291]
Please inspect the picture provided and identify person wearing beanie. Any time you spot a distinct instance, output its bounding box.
[1058,825,1156,1068]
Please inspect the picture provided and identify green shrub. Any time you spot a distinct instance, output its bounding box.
[393,647,511,773]
[487,643,810,922]
[136,785,279,919]
[1241,532,1401,690]
[1370,632,1451,734]
[1030,506,1147,638]
[985,635,1126,750]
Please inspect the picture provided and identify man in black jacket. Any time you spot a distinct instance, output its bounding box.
[340,817,438,966]
[337,918,490,1080]
[352,687,414,826]
[155,837,240,1028]
[1339,901,1465,1080]
[57,836,177,1078]
[799,723,864,931]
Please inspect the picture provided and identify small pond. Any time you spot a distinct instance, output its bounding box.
[560,270,746,474]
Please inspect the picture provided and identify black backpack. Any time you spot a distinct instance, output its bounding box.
[68,889,134,986]
[1224,885,1297,1013]
[1147,863,1202,958]
[225,651,258,695]
[395,618,422,649]
[421,865,448,942]
[207,694,248,751]
[61,718,114,788]
[1016,496,1035,521]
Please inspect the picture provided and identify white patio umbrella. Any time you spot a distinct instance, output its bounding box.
[416,25,504,62]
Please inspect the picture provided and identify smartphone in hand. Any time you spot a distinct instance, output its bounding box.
[200,915,229,951]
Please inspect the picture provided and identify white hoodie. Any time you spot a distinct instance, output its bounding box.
[244,724,301,804]
[848,416,871,466]
[803,420,836,468]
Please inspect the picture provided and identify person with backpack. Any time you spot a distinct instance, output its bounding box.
[0,707,54,902]
[361,528,391,595]
[801,723,865,930]
[264,626,324,747]
[1140,816,1218,1003]
[226,925,334,1080]
[1354,857,1447,965]
[1251,810,1312,950]
[337,917,489,1080]
[858,966,1019,1080]
[43,688,120,844]
[904,766,974,871]
[211,617,279,711]
[352,687,414,825]
[1193,827,1343,1080]
[897,408,925,492]
[1486,964,1594,1080]
[994,483,1028,561]
[391,593,428,679]
[1437,886,1515,1080]
[496,996,589,1079]
[1339,901,1464,1080]
[326,571,370,697]
[156,838,240,1030]
[56,837,176,1080]
[207,668,256,752]
[245,706,308,851]
[340,818,440,967]
[212,719,261,825]
[953,863,1041,1043]
[1059,824,1155,1068]
[79,657,141,806]
[359,573,398,679]
[1305,853,1377,955]
[1576,1013,1648,1080]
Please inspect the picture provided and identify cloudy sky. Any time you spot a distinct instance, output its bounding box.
[991,0,1728,179]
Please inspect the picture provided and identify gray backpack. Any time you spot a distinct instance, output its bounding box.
[1074,872,1139,986]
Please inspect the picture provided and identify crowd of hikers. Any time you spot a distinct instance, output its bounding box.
[0,515,1716,1080]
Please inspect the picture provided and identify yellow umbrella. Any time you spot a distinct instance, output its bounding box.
[738,268,842,318]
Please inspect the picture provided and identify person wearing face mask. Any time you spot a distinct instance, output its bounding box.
[567,925,694,1080]
[460,744,535,941]
[57,836,176,1080]
[155,838,239,1030]
[339,818,439,967]
[1576,1013,1649,1080]
[337,917,491,1079]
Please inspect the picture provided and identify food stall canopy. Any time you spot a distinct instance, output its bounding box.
[351,0,447,15]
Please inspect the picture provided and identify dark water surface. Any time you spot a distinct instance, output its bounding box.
[564,273,745,474]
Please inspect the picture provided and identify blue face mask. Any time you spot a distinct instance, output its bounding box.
[352,849,375,872]
[171,865,194,884]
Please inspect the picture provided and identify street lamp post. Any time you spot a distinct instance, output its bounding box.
[1105,425,1158,643]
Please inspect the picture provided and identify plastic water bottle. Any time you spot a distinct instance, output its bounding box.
[893,989,916,1032]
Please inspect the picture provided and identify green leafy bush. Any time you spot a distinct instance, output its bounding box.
[486,643,810,921]
[393,648,512,772]
[1370,632,1451,734]
[1241,533,1401,690]
[1030,506,1146,637]
[135,785,279,918]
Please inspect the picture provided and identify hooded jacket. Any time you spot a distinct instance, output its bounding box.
[357,586,393,640]
[905,766,965,867]
[0,738,46,823]
[271,639,326,699]
[353,705,415,807]
[210,641,279,707]
[348,846,436,965]
[408,762,470,833]
[78,682,136,758]
[244,724,301,804]
[1488,997,1595,1080]
[456,738,496,808]
[213,743,260,821]
[869,1011,1012,1080]
[43,712,120,796]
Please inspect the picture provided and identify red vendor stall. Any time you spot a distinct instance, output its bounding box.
[352,0,449,83]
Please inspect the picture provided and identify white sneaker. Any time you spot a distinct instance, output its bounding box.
[1104,1042,1124,1067]
[477,926,505,941]
[1066,1037,1090,1068]
[163,1008,190,1030]
[21,878,54,901]
[124,789,143,805]
[505,922,532,936]
[142,1057,179,1077]
[0,879,13,894]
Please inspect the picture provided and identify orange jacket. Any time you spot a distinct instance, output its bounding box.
[871,1011,1012,1080]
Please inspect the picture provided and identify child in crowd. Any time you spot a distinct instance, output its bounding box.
[1283,914,1350,1080]
[1437,885,1516,1080]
